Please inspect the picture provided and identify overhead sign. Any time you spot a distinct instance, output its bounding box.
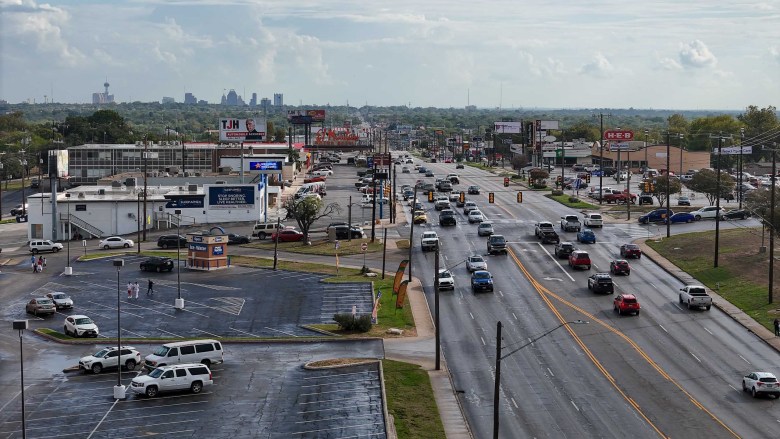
[604,130,634,141]
[494,122,522,134]
[249,161,283,172]
[219,118,267,142]
[717,146,753,155]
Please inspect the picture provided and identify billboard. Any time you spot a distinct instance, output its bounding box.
[287,109,326,124]
[207,186,255,210]
[494,122,522,134]
[535,120,559,131]
[49,149,69,178]
[219,118,267,142]
[249,160,284,173]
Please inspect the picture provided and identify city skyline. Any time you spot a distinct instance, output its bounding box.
[1,0,778,110]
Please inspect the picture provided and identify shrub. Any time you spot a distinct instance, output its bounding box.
[333,313,373,332]
[532,183,548,189]
[552,190,564,196]
[568,196,580,203]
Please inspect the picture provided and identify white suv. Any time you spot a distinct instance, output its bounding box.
[79,346,141,374]
[29,240,63,254]
[131,363,213,397]
[583,213,603,228]
[691,206,725,220]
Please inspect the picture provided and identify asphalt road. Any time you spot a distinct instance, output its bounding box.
[396,157,780,439]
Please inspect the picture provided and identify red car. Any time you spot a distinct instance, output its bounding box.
[613,294,641,316]
[304,176,327,184]
[610,259,631,275]
[620,243,642,259]
[271,229,304,242]
[568,250,591,270]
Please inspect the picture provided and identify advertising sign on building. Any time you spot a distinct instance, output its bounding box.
[494,122,522,134]
[207,186,255,210]
[165,195,205,209]
[219,118,267,142]
[287,109,326,124]
[604,130,634,141]
[249,161,284,173]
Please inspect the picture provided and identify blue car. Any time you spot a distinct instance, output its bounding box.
[664,212,695,224]
[638,208,674,224]
[418,166,428,173]
[577,229,596,244]
[470,270,494,293]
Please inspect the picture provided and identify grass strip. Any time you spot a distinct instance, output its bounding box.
[382,359,446,439]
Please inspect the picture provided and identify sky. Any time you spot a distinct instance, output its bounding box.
[1,0,779,110]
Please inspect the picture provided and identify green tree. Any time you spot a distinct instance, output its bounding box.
[738,105,779,162]
[745,189,780,231]
[529,168,549,188]
[282,196,341,243]
[667,114,689,134]
[646,175,681,206]
[687,169,735,205]
[686,115,742,152]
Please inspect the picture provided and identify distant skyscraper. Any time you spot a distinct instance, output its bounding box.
[162,96,175,104]
[250,93,257,107]
[184,92,197,104]
[260,97,271,111]
[92,80,114,104]
[226,89,239,106]
[273,93,283,107]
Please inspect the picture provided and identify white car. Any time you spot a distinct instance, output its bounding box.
[468,210,484,223]
[463,201,478,214]
[583,213,603,228]
[130,363,213,398]
[64,315,99,338]
[477,222,494,236]
[402,166,410,173]
[691,206,725,220]
[46,292,74,310]
[99,236,134,249]
[79,346,141,374]
[311,169,333,176]
[466,255,488,272]
[437,269,455,290]
[742,372,780,399]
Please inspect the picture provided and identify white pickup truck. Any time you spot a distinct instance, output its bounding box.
[679,285,713,310]
[421,231,440,252]
[560,215,582,232]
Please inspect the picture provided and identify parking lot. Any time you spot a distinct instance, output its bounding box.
[0,341,386,438]
[7,255,375,339]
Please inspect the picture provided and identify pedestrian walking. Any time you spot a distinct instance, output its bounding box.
[133,281,140,299]
[36,260,43,273]
[37,256,43,267]
[774,318,780,336]
[127,282,133,299]
[147,279,154,296]
[42,257,47,267]
[32,261,37,273]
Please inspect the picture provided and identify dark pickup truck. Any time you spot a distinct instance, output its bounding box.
[539,230,560,244]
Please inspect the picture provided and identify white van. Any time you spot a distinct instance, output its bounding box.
[144,339,223,370]
[295,182,326,198]
[643,169,659,179]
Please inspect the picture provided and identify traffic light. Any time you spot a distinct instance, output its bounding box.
[517,191,523,203]
[489,192,495,203]
[585,173,591,183]
[384,185,390,196]
[428,191,434,202]
[459,191,465,203]
[642,181,650,192]
[649,183,655,192]
[503,177,510,187]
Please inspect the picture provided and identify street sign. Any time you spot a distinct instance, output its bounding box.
[502,138,512,144]
[361,242,368,252]
[717,146,753,155]
[604,130,634,141]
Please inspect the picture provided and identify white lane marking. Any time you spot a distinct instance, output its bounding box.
[703,327,713,335]
[689,352,702,363]
[512,312,518,320]
[156,328,184,338]
[499,290,504,297]
[230,326,261,338]
[728,385,739,392]
[547,368,554,377]
[480,337,486,346]
[536,243,575,282]
[571,400,580,411]
[469,312,474,319]
[674,304,683,311]
[649,282,658,289]
[193,328,222,338]
[444,255,448,260]
[659,325,668,333]
[511,398,518,408]
[738,355,752,365]
[265,326,298,337]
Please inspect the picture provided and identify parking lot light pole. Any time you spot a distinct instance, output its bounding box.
[715,135,724,268]
[64,193,72,275]
[175,209,184,309]
[644,129,649,169]
[493,319,588,439]
[13,320,28,439]
[112,259,126,400]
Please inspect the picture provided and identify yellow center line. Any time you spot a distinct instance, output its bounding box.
[508,247,740,439]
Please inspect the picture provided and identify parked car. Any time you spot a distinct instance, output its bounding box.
[99,236,134,249]
[568,250,591,270]
[576,229,596,244]
[677,196,691,206]
[25,298,56,316]
[130,363,213,398]
[157,234,187,249]
[637,195,654,205]
[227,233,251,245]
[470,270,494,293]
[723,209,751,220]
[638,208,673,224]
[271,229,305,242]
[477,222,494,236]
[587,273,614,293]
[664,212,696,224]
[613,294,641,316]
[64,315,99,337]
[10,203,29,216]
[466,255,488,272]
[29,239,63,254]
[742,372,780,399]
[691,206,725,220]
[554,242,576,259]
[140,256,175,272]
[437,269,455,290]
[46,292,74,310]
[80,346,141,374]
[610,259,631,275]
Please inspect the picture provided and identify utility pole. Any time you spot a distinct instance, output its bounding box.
[595,113,610,205]
[492,321,502,439]
[665,131,672,238]
[434,247,440,371]
[407,189,417,283]
[770,147,776,304]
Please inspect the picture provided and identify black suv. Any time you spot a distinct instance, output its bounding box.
[587,273,614,294]
[140,257,175,272]
[439,209,457,226]
[554,242,575,259]
[333,225,363,239]
[487,235,507,255]
[227,233,250,245]
[157,235,187,249]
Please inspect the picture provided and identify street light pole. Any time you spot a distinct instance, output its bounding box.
[644,129,649,169]
[665,131,671,238]
[769,147,776,305]
[493,319,588,438]
[174,209,184,309]
[12,320,28,439]
[64,193,72,275]
[407,188,417,283]
[112,259,126,400]
[714,134,725,268]
[739,128,745,210]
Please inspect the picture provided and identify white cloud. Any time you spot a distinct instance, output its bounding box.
[578,53,614,77]
[771,47,780,64]
[678,40,717,68]
[658,56,682,70]
[2,0,85,66]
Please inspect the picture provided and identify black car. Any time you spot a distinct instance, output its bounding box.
[227,233,250,245]
[157,234,187,249]
[333,225,363,239]
[456,163,465,169]
[439,209,457,226]
[140,257,175,272]
[723,209,751,220]
[587,273,614,294]
[554,242,575,259]
[467,185,480,195]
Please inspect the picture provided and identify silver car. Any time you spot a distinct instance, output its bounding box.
[477,222,494,236]
[466,255,488,272]
[46,292,74,310]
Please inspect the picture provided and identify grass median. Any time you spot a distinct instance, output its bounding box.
[546,193,599,210]
[383,359,446,439]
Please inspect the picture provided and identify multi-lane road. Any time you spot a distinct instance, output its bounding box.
[393,158,778,438]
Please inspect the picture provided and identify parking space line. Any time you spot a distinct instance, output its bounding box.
[300,385,381,397]
[298,402,374,414]
[294,412,380,424]
[290,420,385,435]
[86,397,121,439]
[302,371,376,380]
[264,326,299,337]
[297,395,376,405]
[156,328,184,338]
[301,378,372,388]
[121,329,146,338]
[85,300,144,319]
[229,327,261,337]
[192,328,222,338]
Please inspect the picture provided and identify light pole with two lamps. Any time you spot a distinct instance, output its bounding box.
[493,319,588,439]
[112,259,126,399]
